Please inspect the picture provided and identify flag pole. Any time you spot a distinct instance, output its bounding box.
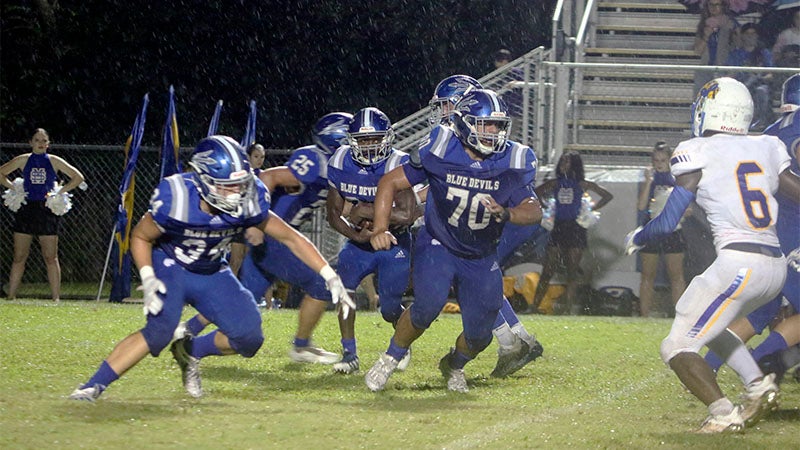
[96,222,118,301]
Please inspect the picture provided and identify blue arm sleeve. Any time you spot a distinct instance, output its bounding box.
[634,185,694,245]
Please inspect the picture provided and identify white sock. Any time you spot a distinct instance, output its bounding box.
[493,323,519,351]
[708,397,734,417]
[511,323,534,346]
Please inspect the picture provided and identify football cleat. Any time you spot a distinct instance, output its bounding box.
[439,348,469,393]
[170,337,203,398]
[289,345,340,364]
[365,353,399,392]
[696,405,745,434]
[68,384,104,402]
[332,353,360,374]
[491,339,544,378]
[740,373,780,427]
[396,347,412,372]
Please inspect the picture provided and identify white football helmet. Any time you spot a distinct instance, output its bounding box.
[691,77,753,137]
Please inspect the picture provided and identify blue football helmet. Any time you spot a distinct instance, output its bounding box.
[312,112,353,154]
[429,75,483,127]
[348,107,394,165]
[781,73,800,113]
[452,89,512,155]
[188,135,254,217]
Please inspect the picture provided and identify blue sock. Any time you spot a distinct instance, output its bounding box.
[752,333,788,362]
[294,337,310,348]
[492,309,505,329]
[500,297,520,327]
[187,315,207,336]
[705,350,725,372]
[450,349,473,370]
[386,337,408,361]
[341,338,357,356]
[83,360,119,390]
[191,331,223,358]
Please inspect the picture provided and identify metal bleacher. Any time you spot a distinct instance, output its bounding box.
[566,0,700,165]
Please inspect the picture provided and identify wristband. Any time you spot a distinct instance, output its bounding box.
[319,264,337,282]
[500,208,511,223]
[139,265,155,280]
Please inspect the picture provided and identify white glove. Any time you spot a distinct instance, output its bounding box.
[45,183,73,216]
[3,177,27,212]
[320,265,356,320]
[788,247,800,273]
[624,227,645,255]
[137,266,166,316]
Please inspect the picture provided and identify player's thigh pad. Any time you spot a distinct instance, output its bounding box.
[238,245,275,301]
[253,236,331,301]
[141,252,187,356]
[661,251,786,364]
[189,269,264,358]
[336,241,379,290]
[375,233,412,322]
[457,255,504,351]
[409,239,457,330]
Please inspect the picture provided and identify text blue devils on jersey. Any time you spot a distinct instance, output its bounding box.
[270,145,330,227]
[150,173,271,274]
[327,145,409,203]
[406,125,538,258]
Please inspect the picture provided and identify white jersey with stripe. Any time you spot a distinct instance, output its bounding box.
[670,133,790,252]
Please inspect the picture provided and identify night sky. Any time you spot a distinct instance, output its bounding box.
[0,1,554,148]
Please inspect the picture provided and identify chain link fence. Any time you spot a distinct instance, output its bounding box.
[0,144,340,300]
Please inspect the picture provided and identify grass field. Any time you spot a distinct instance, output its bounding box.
[1,300,798,449]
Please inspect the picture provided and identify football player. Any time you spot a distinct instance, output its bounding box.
[365,89,542,392]
[326,107,419,374]
[704,73,800,382]
[69,136,352,401]
[429,74,545,377]
[176,113,354,366]
[624,78,800,433]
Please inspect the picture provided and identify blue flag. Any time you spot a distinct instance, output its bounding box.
[160,85,181,179]
[110,94,149,302]
[240,99,257,149]
[207,99,224,137]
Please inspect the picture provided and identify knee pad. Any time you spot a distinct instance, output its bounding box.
[228,328,264,358]
[380,301,404,324]
[465,335,493,354]
[660,335,700,365]
[142,328,173,357]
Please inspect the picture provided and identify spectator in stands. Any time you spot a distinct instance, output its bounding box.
[726,23,775,130]
[772,9,800,56]
[0,128,85,302]
[228,143,267,278]
[527,151,613,315]
[636,142,687,317]
[694,0,739,93]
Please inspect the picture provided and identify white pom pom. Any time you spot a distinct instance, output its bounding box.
[45,183,73,216]
[3,177,27,212]
[576,194,600,229]
[541,198,555,231]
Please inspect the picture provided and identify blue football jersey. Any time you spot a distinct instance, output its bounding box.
[149,173,271,274]
[405,125,538,258]
[327,145,409,203]
[764,109,800,252]
[270,145,330,227]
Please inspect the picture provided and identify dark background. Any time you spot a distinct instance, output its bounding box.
[1,1,555,148]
